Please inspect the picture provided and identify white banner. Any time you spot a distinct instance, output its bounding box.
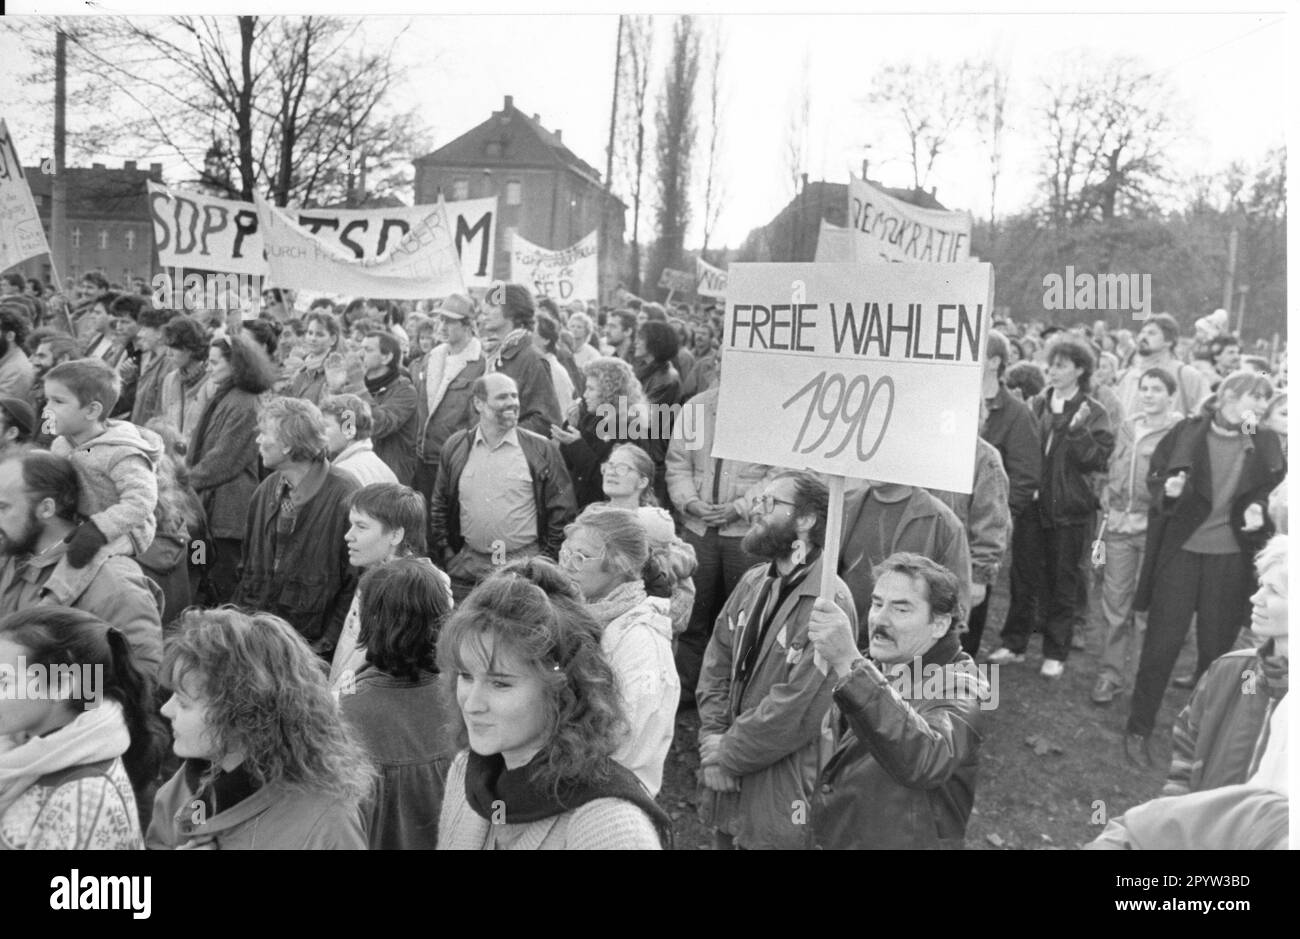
[0,119,52,272]
[148,182,497,287]
[813,219,854,263]
[847,175,971,264]
[713,262,993,492]
[256,195,466,300]
[696,257,728,299]
[509,230,598,302]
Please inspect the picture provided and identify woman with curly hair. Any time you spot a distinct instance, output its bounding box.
[559,506,680,796]
[147,608,373,849]
[550,356,655,509]
[186,333,278,604]
[437,559,672,849]
[284,310,342,404]
[0,607,167,849]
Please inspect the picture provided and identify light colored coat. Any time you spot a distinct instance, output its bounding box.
[332,440,399,488]
[51,419,162,555]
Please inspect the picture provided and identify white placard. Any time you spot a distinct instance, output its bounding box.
[847,175,971,264]
[0,119,52,272]
[509,230,598,302]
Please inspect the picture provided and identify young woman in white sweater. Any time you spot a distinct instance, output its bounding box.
[436,559,671,850]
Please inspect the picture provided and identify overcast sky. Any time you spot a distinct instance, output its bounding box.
[1,4,1287,249]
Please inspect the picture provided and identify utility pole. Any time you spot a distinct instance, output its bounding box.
[601,15,624,307]
[1222,226,1238,313]
[51,26,69,290]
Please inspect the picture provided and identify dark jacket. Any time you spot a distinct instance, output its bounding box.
[558,400,651,509]
[490,331,562,436]
[812,633,985,849]
[430,426,576,561]
[1134,414,1285,610]
[412,345,485,464]
[187,383,263,540]
[130,351,174,426]
[364,371,418,485]
[1029,388,1115,526]
[233,466,360,646]
[981,382,1041,513]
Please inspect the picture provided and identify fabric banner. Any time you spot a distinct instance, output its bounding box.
[148,182,497,287]
[846,175,971,264]
[696,257,728,299]
[658,268,695,292]
[509,230,598,302]
[713,261,994,492]
[813,219,854,263]
[256,195,466,300]
[0,119,52,272]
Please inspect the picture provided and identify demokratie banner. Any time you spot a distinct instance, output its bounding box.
[713,262,993,492]
[509,230,598,301]
[147,182,497,288]
[696,257,727,299]
[256,195,466,300]
[847,175,971,264]
[0,118,52,272]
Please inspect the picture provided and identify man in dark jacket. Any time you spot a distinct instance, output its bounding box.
[990,336,1114,677]
[360,329,418,484]
[128,307,175,426]
[430,372,575,602]
[234,397,359,657]
[808,552,987,849]
[411,295,484,505]
[479,283,561,436]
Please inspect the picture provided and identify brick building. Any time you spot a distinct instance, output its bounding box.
[8,160,163,289]
[413,95,625,304]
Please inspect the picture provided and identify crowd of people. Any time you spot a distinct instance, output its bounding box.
[0,266,1287,850]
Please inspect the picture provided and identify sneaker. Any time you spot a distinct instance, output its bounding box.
[988,647,1026,665]
[1091,676,1121,705]
[1040,658,1065,679]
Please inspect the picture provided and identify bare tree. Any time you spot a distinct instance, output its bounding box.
[784,50,811,198]
[973,58,1010,237]
[699,18,727,254]
[865,59,985,192]
[650,15,700,292]
[614,14,654,295]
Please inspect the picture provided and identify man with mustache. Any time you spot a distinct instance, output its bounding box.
[430,372,575,602]
[695,470,856,850]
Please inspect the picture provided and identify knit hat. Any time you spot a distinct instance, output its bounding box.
[0,396,35,437]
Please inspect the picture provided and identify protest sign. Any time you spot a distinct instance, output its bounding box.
[696,257,727,298]
[0,119,53,272]
[148,182,497,287]
[847,175,971,264]
[658,267,695,293]
[713,262,992,493]
[509,230,598,301]
[256,195,466,300]
[813,219,855,263]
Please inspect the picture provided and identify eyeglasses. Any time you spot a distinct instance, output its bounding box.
[601,462,638,478]
[751,493,798,515]
[559,544,605,567]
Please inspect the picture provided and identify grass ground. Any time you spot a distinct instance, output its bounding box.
[658,566,1203,850]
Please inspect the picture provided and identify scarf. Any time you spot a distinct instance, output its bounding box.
[585,579,647,627]
[178,358,208,392]
[463,749,672,846]
[364,363,401,398]
[0,700,130,817]
[1258,640,1289,701]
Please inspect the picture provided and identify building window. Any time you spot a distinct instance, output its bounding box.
[125,229,136,251]
[506,180,522,206]
[71,228,81,249]
[98,230,108,250]
[452,179,469,201]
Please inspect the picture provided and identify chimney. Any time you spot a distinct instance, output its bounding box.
[533,113,541,122]
[92,162,105,170]
[861,159,869,180]
[930,185,937,199]
[801,172,809,191]
[504,94,513,110]
[555,129,562,143]
[149,163,162,178]
[124,160,137,172]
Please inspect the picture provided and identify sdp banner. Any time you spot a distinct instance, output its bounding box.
[148,182,498,287]
[509,230,598,302]
[713,262,993,492]
[846,175,971,264]
[256,195,466,300]
[696,257,727,299]
[0,119,53,272]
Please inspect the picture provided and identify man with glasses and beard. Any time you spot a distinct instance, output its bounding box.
[695,470,857,850]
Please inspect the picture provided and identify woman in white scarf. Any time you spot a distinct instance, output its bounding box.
[0,607,165,850]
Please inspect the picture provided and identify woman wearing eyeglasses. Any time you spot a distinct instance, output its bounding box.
[559,505,680,796]
[437,559,672,849]
[549,356,655,510]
